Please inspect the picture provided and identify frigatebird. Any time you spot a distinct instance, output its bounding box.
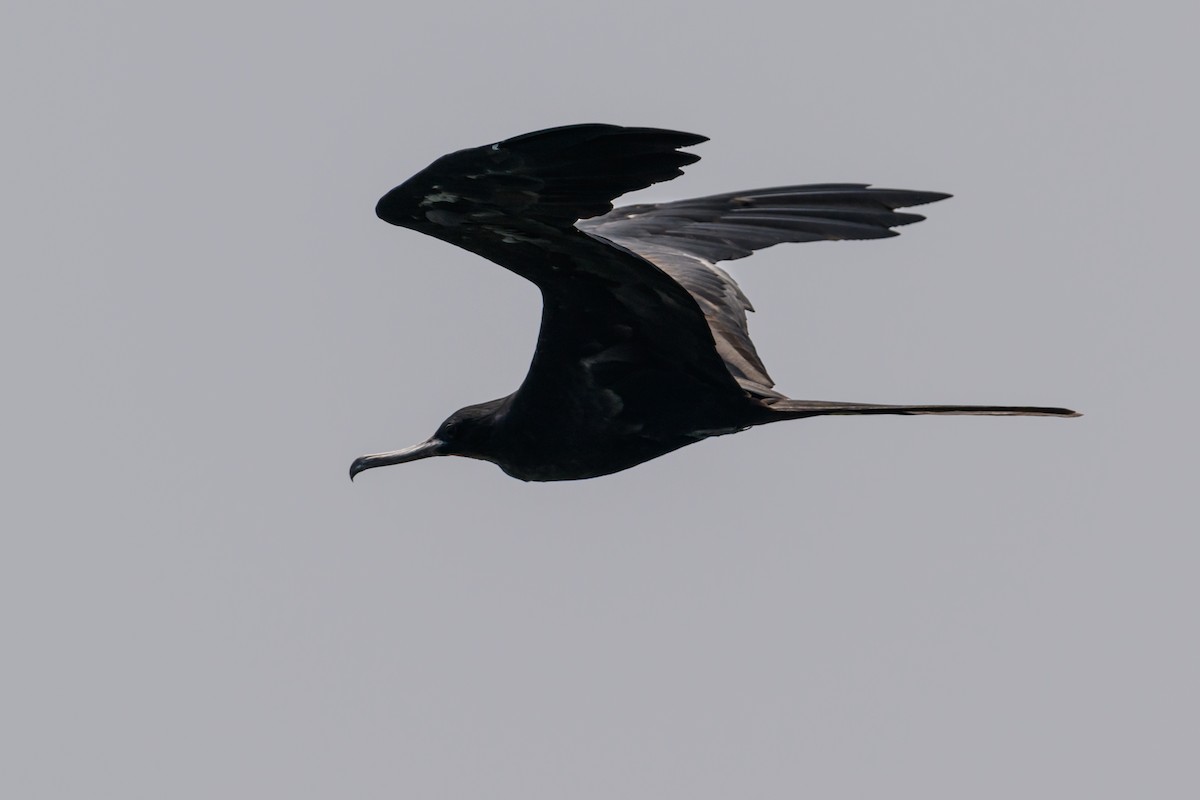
[351,124,1077,482]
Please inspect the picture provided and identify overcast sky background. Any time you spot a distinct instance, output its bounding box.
[4,2,1196,798]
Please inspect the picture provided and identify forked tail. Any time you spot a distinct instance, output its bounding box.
[765,399,1080,418]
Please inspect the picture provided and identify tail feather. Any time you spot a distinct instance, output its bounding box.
[766,399,1081,418]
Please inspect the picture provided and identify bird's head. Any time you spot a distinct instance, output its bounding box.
[349,399,505,480]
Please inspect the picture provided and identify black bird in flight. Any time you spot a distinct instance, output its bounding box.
[351,124,1077,482]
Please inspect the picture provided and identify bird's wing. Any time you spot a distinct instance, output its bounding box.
[578,185,950,396]
[377,124,707,231]
[376,125,750,434]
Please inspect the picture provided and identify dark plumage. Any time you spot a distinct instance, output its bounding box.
[351,124,1077,482]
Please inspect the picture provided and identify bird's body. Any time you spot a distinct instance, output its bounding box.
[351,124,1077,482]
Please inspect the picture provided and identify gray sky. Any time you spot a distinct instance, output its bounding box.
[4,2,1196,798]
